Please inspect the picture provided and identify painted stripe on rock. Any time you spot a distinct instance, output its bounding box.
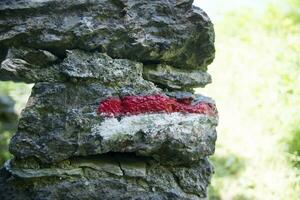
[97,95,217,117]
[92,112,216,139]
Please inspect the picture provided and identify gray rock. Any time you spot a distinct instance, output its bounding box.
[0,0,217,199]
[0,50,163,91]
[0,47,59,82]
[0,154,213,200]
[0,167,33,200]
[1,49,213,91]
[0,0,215,70]
[10,82,217,165]
[6,47,58,67]
[166,91,216,105]
[0,58,61,83]
[143,64,212,90]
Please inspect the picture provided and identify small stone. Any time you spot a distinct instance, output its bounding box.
[143,64,212,90]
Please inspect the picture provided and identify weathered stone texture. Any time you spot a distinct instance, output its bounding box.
[0,0,215,70]
[0,0,217,199]
[1,154,213,200]
[143,64,212,90]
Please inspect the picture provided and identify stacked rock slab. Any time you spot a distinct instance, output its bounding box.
[0,0,217,199]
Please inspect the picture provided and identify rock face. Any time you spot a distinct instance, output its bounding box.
[0,0,217,199]
[0,0,215,71]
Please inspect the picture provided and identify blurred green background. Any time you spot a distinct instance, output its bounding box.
[0,0,300,199]
[0,82,32,164]
[195,0,300,199]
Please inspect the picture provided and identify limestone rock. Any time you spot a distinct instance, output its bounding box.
[0,50,161,91]
[0,0,217,199]
[0,0,215,70]
[10,81,217,165]
[143,64,212,90]
[0,154,213,200]
[6,47,58,67]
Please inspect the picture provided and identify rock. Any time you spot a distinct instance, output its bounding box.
[9,81,217,165]
[0,167,32,200]
[0,154,213,200]
[0,0,215,70]
[0,50,162,91]
[0,0,217,199]
[143,64,212,90]
[6,47,58,67]
[166,91,216,105]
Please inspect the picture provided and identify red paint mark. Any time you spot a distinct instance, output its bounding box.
[97,95,217,117]
[97,97,122,116]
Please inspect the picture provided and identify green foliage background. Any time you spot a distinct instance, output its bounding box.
[0,82,31,165]
[197,0,300,199]
[0,0,300,199]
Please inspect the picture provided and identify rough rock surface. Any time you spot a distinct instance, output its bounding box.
[0,0,217,199]
[1,154,213,200]
[11,88,217,163]
[143,64,211,90]
[0,0,215,70]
